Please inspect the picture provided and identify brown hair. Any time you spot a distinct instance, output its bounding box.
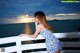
[34,11,53,31]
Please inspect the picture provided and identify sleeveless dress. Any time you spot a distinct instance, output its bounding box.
[40,29,63,53]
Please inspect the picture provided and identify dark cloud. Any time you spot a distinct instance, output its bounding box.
[0,0,80,18]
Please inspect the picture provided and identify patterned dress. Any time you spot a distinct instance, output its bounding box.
[40,29,63,53]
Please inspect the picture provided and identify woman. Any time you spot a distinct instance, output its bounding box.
[20,11,63,53]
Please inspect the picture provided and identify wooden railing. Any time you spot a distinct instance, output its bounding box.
[0,32,80,53]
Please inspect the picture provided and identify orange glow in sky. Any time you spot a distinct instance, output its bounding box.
[17,15,35,23]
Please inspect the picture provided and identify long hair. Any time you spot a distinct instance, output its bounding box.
[34,11,53,31]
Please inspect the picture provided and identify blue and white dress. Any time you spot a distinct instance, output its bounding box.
[40,29,63,53]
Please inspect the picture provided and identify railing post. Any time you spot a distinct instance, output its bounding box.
[16,39,22,53]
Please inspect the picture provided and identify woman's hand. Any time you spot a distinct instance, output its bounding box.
[29,35,36,38]
[19,34,36,38]
[19,34,28,37]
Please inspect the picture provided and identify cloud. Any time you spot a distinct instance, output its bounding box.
[55,13,80,16]
[0,14,35,24]
[47,13,80,20]
[0,13,80,24]
[0,0,80,18]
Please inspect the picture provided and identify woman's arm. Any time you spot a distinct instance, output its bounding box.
[29,24,41,38]
[19,24,41,38]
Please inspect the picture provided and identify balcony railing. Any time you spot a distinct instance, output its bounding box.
[0,32,80,53]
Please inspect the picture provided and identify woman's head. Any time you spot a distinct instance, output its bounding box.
[34,11,45,17]
[34,11,46,23]
[34,11,53,31]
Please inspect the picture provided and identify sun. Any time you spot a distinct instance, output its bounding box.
[17,15,35,23]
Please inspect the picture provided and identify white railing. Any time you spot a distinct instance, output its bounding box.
[0,32,80,53]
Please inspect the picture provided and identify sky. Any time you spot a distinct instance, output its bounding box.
[0,0,80,18]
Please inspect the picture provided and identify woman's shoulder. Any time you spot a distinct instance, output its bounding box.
[37,23,44,29]
[36,24,42,29]
[37,23,43,27]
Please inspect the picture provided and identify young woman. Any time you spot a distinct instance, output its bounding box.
[20,11,63,53]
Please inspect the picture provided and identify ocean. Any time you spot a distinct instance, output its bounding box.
[0,19,80,38]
